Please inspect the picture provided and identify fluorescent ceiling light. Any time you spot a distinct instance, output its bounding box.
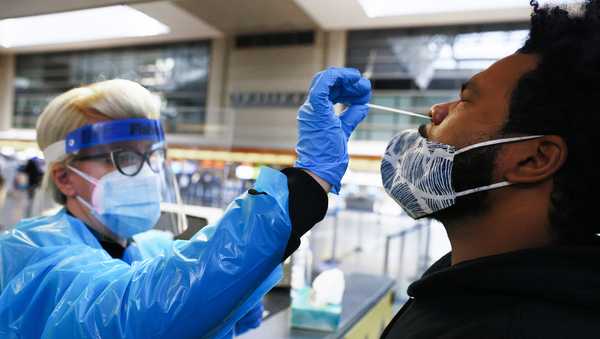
[0,5,169,48]
[359,0,584,18]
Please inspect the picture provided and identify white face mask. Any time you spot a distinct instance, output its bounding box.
[381,129,543,219]
[68,164,162,238]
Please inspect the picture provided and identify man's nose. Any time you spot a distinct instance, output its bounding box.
[429,102,450,125]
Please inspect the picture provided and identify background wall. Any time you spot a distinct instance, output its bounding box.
[0,55,14,132]
[226,31,333,149]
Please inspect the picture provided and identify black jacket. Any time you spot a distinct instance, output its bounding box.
[381,246,600,339]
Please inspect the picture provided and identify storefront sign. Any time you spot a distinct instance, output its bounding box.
[230,92,307,108]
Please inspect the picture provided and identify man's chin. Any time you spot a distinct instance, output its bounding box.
[428,193,490,227]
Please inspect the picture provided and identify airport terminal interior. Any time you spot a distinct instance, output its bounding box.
[0,1,580,338]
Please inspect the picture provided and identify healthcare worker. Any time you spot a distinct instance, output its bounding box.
[0,68,371,338]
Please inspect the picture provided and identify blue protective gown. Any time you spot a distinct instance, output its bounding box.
[0,167,290,338]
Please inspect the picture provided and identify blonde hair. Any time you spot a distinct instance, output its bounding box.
[36,79,161,204]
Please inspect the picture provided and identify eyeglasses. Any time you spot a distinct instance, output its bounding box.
[72,147,166,177]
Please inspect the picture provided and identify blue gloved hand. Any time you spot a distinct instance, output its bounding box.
[234,302,264,336]
[295,67,371,193]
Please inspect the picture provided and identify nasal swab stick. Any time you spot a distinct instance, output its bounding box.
[367,103,432,120]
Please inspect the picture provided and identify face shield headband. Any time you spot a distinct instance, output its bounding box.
[42,118,165,163]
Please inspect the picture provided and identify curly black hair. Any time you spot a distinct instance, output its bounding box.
[505,0,600,244]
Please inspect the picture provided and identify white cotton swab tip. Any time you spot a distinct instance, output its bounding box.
[367,103,431,120]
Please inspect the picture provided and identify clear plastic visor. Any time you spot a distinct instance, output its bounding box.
[68,139,187,237]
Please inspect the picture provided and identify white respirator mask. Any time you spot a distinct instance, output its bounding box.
[381,129,543,219]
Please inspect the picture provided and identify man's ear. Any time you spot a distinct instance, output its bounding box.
[503,135,567,184]
[51,164,77,197]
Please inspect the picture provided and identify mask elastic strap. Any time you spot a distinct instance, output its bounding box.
[454,135,544,197]
[75,195,96,211]
[67,165,99,186]
[455,135,544,155]
[66,165,100,213]
[455,181,512,197]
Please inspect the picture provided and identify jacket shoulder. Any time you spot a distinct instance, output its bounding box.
[510,301,600,339]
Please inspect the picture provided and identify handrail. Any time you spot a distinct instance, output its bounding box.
[382,222,427,276]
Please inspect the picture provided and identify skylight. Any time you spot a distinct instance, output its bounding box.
[358,0,584,18]
[0,5,169,48]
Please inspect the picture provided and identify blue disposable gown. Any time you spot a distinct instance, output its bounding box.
[0,167,290,338]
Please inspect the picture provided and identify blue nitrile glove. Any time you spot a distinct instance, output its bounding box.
[234,302,265,336]
[295,67,371,193]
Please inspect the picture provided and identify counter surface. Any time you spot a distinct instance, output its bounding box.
[239,273,395,339]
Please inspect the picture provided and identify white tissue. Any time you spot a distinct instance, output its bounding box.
[312,268,345,306]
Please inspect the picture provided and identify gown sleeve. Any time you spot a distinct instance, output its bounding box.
[0,167,293,339]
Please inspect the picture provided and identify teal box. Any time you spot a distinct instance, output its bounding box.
[290,287,342,332]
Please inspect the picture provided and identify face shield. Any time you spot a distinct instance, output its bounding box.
[42,118,187,239]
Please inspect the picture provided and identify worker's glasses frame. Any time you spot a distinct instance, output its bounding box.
[72,146,166,177]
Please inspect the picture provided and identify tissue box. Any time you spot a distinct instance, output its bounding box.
[290,287,342,332]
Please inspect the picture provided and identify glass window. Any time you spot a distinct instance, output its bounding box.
[349,23,527,141]
[370,112,395,125]
[371,96,396,107]
[13,41,210,133]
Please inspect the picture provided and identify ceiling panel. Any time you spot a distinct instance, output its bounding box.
[175,0,317,34]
